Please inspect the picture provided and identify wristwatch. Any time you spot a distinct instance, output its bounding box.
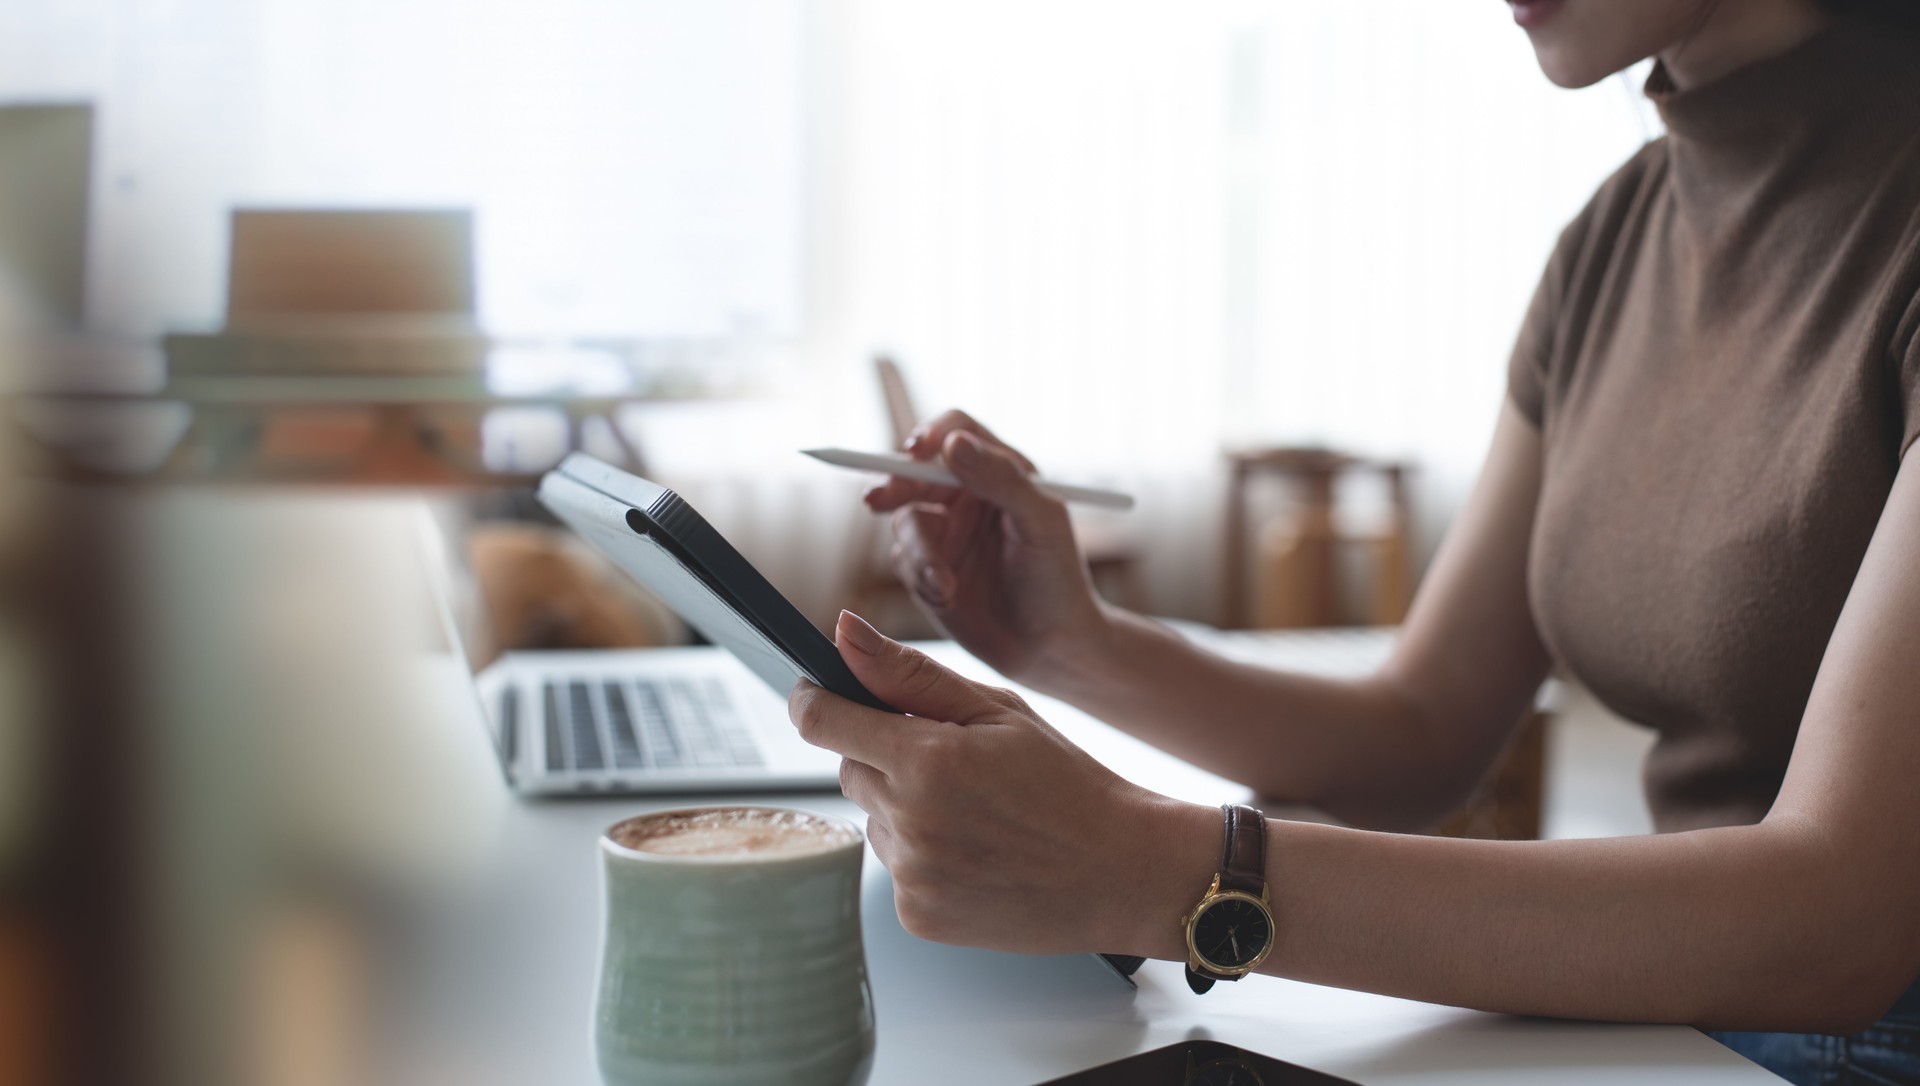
[1182,803,1274,994]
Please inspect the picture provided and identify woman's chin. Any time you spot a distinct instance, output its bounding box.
[1529,41,1628,89]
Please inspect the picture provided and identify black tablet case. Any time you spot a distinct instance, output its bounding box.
[537,454,894,713]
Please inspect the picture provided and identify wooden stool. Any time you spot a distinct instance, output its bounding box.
[1221,447,1412,629]
[1436,708,1549,841]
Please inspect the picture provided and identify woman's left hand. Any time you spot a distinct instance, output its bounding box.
[789,610,1213,956]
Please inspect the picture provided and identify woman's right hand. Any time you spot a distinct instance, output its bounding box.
[863,410,1108,687]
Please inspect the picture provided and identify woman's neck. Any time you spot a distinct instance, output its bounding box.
[1660,0,1834,89]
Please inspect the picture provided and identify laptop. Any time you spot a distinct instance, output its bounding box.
[422,459,884,797]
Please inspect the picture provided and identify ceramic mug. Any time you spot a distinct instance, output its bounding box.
[594,806,875,1086]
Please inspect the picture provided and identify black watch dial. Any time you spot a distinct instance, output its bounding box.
[1192,895,1271,972]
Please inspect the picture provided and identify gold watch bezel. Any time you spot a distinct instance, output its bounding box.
[1182,877,1274,977]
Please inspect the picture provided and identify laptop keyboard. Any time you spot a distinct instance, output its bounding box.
[542,677,764,774]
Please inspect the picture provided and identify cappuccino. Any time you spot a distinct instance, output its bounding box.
[609,806,857,859]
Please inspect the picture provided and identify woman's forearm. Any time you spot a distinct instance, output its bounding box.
[1031,605,1512,830]
[1121,803,1911,1034]
[1020,408,1554,830]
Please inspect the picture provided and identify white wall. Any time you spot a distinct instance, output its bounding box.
[0,0,804,339]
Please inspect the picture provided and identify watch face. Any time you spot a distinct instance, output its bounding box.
[1192,894,1271,972]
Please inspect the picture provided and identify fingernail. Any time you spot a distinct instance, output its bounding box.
[862,486,883,507]
[949,432,981,468]
[839,610,885,655]
[931,565,957,600]
[905,434,925,453]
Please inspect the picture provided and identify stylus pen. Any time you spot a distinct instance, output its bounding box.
[802,448,1136,511]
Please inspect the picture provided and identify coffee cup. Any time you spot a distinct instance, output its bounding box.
[595,806,874,1086]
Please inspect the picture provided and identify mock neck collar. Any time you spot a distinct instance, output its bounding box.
[1645,19,1885,149]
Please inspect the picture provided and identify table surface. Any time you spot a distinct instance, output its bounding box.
[17,335,733,405]
[392,636,1781,1086]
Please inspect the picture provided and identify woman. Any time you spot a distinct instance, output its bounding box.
[788,1,1920,1081]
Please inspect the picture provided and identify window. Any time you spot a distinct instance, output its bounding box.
[0,0,803,339]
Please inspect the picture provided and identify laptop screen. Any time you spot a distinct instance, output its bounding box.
[414,504,512,766]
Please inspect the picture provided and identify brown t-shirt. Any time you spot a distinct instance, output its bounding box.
[1509,20,1920,833]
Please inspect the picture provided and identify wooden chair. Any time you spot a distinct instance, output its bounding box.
[465,521,685,662]
[1221,447,1413,629]
[1222,447,1546,841]
[1435,709,1549,841]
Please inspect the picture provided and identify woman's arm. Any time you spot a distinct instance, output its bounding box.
[1144,452,1920,1030]
[1135,807,1912,1034]
[798,450,1920,1034]
[1037,405,1553,830]
[873,405,1553,830]
[1205,447,1920,1036]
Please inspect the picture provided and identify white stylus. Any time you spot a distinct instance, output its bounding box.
[802,448,1136,511]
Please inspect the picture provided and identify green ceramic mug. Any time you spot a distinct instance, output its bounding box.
[595,806,875,1086]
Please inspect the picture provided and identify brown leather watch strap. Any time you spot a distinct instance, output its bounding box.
[1218,803,1267,897]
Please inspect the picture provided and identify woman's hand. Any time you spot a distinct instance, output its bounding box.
[790,610,1213,957]
[863,410,1108,688]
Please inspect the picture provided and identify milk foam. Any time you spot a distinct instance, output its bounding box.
[611,807,855,858]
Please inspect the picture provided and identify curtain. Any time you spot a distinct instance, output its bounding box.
[745,0,1658,619]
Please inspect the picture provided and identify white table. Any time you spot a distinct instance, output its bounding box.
[374,637,1779,1086]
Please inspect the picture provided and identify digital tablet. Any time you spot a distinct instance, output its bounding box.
[537,454,1146,988]
[1035,1040,1358,1084]
[536,453,896,714]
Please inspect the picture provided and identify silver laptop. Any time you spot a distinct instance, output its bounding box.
[471,645,843,797]
[422,487,848,797]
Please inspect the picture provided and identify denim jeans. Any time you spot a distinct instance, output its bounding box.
[1708,978,1920,1085]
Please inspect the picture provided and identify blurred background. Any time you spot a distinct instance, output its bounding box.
[0,2,1664,1084]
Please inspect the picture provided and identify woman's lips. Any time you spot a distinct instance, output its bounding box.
[1509,0,1566,29]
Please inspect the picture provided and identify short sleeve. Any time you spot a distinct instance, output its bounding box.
[1507,261,1556,429]
[1505,140,1665,434]
[1507,209,1589,431]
